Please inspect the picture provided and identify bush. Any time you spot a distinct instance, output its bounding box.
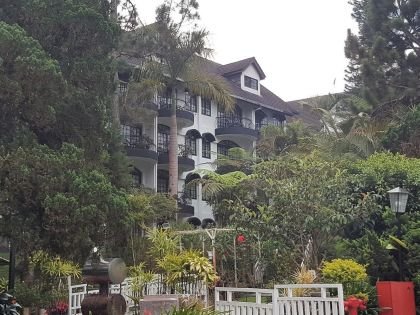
[321,259,367,283]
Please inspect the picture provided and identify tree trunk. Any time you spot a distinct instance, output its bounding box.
[168,89,179,211]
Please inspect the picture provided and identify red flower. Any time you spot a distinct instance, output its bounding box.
[236,234,246,244]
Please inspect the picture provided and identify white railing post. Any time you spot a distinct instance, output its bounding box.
[256,292,261,304]
[67,276,72,315]
[337,284,345,315]
[273,286,279,315]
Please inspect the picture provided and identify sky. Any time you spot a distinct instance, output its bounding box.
[133,0,358,101]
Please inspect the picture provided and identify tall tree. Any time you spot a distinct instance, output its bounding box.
[120,0,234,199]
[345,0,420,116]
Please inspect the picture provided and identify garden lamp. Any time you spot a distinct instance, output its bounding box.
[387,187,409,281]
[387,187,409,214]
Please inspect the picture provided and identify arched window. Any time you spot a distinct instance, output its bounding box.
[217,140,239,157]
[185,129,201,156]
[185,173,200,200]
[201,133,215,159]
[157,124,170,153]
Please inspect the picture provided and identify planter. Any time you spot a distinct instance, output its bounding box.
[376,281,416,315]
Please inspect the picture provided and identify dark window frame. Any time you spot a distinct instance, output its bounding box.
[157,125,170,153]
[131,168,142,187]
[202,138,211,159]
[201,98,212,116]
[121,125,142,146]
[185,133,197,156]
[185,91,197,112]
[217,140,238,157]
[244,76,258,90]
[157,170,169,193]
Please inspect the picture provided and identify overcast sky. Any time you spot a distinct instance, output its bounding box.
[134,0,358,101]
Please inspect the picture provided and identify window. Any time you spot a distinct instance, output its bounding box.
[244,76,258,90]
[157,170,169,193]
[121,125,142,146]
[202,138,211,159]
[131,168,142,187]
[217,104,242,128]
[185,91,197,112]
[119,82,128,94]
[217,140,239,157]
[185,183,197,200]
[185,136,197,156]
[201,98,211,116]
[158,89,172,109]
[157,125,170,153]
[185,173,199,200]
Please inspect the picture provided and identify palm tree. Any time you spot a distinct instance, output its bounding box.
[120,15,234,201]
[300,94,386,158]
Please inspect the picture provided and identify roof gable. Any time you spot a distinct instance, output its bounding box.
[218,57,266,80]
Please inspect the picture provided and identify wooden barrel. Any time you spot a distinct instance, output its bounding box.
[82,258,127,284]
[81,294,126,315]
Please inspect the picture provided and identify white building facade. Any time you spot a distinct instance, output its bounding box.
[118,57,295,226]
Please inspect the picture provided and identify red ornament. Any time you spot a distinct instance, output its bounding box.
[236,234,246,244]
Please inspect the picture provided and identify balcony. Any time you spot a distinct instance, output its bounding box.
[158,144,195,172]
[157,97,194,128]
[178,193,195,217]
[255,119,284,130]
[118,81,159,112]
[124,135,158,162]
[215,117,259,141]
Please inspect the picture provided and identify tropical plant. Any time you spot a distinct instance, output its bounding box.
[291,265,317,297]
[0,277,7,293]
[127,263,155,314]
[166,301,223,315]
[147,228,180,263]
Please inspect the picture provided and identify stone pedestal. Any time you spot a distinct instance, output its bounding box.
[139,295,179,315]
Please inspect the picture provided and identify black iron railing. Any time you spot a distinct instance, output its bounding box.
[216,117,255,129]
[123,135,155,150]
[157,96,195,113]
[255,119,284,130]
[157,144,193,157]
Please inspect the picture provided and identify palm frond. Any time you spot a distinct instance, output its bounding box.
[185,71,234,111]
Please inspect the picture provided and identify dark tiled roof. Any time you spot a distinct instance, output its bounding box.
[286,100,323,130]
[196,57,294,115]
[218,57,266,79]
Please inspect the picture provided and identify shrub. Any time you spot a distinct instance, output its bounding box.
[321,259,367,283]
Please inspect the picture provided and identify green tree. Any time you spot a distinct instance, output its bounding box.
[345,0,420,114]
[0,144,128,265]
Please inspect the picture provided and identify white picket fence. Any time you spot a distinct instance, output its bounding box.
[215,284,345,315]
[67,276,207,315]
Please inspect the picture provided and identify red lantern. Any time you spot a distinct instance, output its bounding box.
[236,234,246,244]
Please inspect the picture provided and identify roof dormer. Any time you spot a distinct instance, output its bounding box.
[218,57,265,96]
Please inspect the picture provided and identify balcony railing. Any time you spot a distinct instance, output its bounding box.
[123,135,155,150]
[255,119,284,130]
[157,96,195,113]
[157,144,193,157]
[216,117,255,129]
